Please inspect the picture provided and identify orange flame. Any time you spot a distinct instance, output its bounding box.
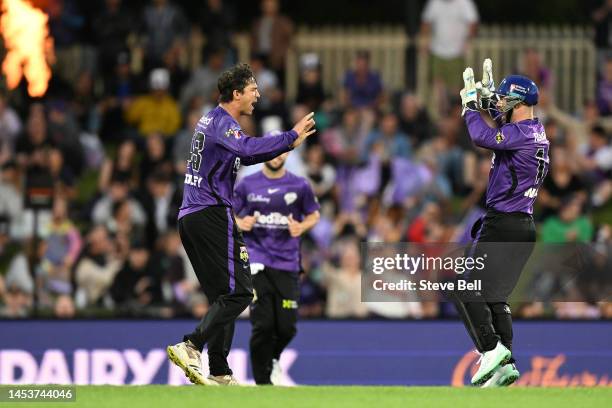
[1,0,53,97]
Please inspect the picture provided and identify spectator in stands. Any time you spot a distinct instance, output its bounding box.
[597,57,612,116]
[0,161,24,240]
[139,133,174,184]
[397,92,432,148]
[296,53,326,112]
[582,126,612,207]
[0,223,33,317]
[125,68,181,138]
[197,0,236,58]
[538,147,587,220]
[92,174,147,229]
[180,48,227,112]
[321,108,371,165]
[141,0,188,68]
[38,196,82,308]
[93,0,134,75]
[98,139,138,193]
[47,0,86,82]
[98,53,140,144]
[341,51,384,110]
[305,144,336,204]
[137,171,180,248]
[592,0,612,64]
[541,196,594,243]
[54,294,76,318]
[0,93,22,165]
[521,48,552,94]
[322,239,368,318]
[420,0,478,115]
[47,100,85,175]
[362,111,411,163]
[110,241,162,309]
[15,105,50,169]
[249,53,281,117]
[250,0,294,85]
[75,226,124,308]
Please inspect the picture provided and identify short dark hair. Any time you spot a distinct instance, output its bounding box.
[218,63,255,103]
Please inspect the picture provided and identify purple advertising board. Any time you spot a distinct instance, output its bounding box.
[0,320,610,386]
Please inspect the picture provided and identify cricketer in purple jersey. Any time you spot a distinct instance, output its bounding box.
[464,110,550,214]
[233,171,320,272]
[178,105,298,219]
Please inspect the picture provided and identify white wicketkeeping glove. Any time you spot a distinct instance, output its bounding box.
[475,58,495,99]
[460,67,478,117]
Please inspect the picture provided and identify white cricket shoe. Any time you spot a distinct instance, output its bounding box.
[471,342,512,386]
[207,374,240,386]
[481,363,520,388]
[270,359,283,385]
[166,341,213,385]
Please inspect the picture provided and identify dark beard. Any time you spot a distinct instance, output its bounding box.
[264,162,283,172]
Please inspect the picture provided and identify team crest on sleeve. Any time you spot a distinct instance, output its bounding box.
[284,192,297,205]
[224,128,242,139]
[495,131,505,144]
[239,246,249,263]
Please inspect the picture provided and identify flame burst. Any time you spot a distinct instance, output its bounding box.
[1,0,53,97]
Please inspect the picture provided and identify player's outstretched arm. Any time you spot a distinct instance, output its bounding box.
[217,113,315,165]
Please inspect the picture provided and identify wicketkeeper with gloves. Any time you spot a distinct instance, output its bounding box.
[454,59,550,387]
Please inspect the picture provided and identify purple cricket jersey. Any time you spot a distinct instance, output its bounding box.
[233,171,320,272]
[465,111,550,214]
[178,106,298,219]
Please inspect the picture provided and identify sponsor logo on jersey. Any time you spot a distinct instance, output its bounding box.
[224,128,241,139]
[200,116,212,127]
[284,192,297,205]
[247,193,270,203]
[239,246,249,263]
[253,211,289,228]
[534,130,547,143]
[495,131,505,144]
[282,299,298,309]
[268,188,280,194]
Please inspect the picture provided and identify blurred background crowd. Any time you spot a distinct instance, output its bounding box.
[0,0,611,320]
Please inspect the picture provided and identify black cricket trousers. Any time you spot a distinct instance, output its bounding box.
[178,206,254,376]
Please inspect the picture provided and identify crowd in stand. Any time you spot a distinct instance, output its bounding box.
[0,0,610,319]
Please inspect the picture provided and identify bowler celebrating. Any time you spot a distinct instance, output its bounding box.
[167,64,315,386]
[234,151,320,385]
[455,59,549,387]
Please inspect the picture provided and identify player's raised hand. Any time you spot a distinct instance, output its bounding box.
[460,67,478,117]
[476,58,495,100]
[287,214,304,237]
[236,215,257,231]
[291,112,316,149]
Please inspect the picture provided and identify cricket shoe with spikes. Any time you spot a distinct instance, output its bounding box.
[471,341,512,386]
[207,374,241,386]
[481,363,520,388]
[166,341,214,385]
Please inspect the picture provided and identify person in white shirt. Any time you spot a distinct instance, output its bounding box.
[420,0,479,92]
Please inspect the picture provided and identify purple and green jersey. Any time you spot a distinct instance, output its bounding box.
[178,106,298,219]
[233,171,320,272]
[464,111,550,214]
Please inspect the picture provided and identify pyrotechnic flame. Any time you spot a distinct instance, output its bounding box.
[1,0,54,97]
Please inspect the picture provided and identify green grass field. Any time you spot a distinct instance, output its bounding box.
[3,386,611,408]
